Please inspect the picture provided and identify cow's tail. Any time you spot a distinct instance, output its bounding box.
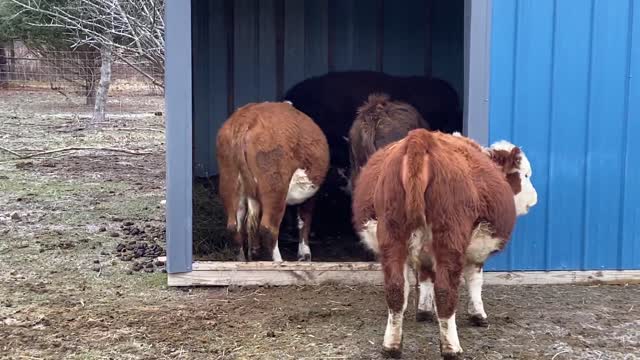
[234,130,258,200]
[400,130,432,230]
[357,93,391,158]
[233,124,262,260]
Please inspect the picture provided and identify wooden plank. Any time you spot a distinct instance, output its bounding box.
[168,261,640,287]
[192,261,380,271]
[169,270,383,287]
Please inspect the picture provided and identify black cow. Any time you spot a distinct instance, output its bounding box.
[283,70,462,174]
[279,71,462,254]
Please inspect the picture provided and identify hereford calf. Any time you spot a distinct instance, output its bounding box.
[416,133,538,328]
[216,101,329,262]
[348,94,429,189]
[352,129,537,358]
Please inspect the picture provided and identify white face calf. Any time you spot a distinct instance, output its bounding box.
[489,140,538,216]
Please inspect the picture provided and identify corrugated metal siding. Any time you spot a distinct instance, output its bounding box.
[191,0,464,176]
[488,0,640,271]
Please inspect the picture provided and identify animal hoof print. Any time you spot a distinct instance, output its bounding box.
[469,315,489,327]
[381,346,402,359]
[297,254,311,262]
[416,310,434,322]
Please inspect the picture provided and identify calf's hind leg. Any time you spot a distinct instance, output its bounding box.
[432,235,465,359]
[378,222,410,358]
[256,188,287,262]
[296,197,316,261]
[218,171,247,261]
[416,262,436,322]
[464,264,488,327]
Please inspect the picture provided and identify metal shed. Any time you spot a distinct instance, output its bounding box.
[164,0,640,286]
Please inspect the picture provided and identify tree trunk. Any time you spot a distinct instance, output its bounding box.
[0,46,8,89]
[92,42,113,125]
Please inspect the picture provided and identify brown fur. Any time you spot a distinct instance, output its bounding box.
[352,129,520,355]
[348,94,429,185]
[216,101,329,261]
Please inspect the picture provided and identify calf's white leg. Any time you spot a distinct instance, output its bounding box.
[416,278,435,322]
[382,263,410,358]
[464,264,488,327]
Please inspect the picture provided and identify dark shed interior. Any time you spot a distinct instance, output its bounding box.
[191,0,465,260]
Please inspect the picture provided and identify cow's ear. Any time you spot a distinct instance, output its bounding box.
[490,150,509,169]
[490,148,520,173]
[506,147,522,172]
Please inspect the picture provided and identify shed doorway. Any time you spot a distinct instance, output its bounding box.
[165,0,492,273]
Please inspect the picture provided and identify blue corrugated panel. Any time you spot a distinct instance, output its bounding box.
[488,0,640,271]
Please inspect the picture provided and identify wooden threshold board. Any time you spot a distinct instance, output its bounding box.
[167,261,640,287]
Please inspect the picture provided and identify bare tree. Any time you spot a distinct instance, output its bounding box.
[11,0,165,123]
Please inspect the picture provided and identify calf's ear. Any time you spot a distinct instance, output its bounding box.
[490,147,522,173]
[505,147,522,173]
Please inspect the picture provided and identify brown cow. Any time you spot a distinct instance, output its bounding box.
[352,129,537,358]
[216,101,330,262]
[348,94,429,190]
[415,132,539,329]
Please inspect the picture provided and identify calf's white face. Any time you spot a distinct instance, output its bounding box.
[489,140,538,216]
[514,151,537,215]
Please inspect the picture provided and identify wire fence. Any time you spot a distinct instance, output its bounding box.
[0,46,164,97]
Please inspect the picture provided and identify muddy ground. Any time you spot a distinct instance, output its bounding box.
[1,90,639,360]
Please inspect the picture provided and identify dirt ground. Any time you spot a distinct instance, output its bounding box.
[1,90,639,360]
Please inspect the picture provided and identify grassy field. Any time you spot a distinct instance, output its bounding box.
[0,90,638,360]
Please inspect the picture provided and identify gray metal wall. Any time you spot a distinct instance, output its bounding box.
[191,0,464,177]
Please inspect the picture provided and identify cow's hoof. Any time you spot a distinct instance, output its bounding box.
[381,346,402,359]
[416,310,434,322]
[441,352,463,360]
[469,314,489,327]
[298,253,311,262]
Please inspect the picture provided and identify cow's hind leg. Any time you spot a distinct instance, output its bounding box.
[296,197,315,261]
[218,171,247,261]
[432,235,465,359]
[378,222,409,358]
[464,263,488,327]
[256,189,287,262]
[416,262,435,322]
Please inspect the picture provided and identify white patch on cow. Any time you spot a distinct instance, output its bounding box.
[298,242,311,259]
[463,265,487,319]
[286,169,318,205]
[418,279,434,313]
[297,215,304,230]
[235,175,247,232]
[383,263,410,351]
[452,131,462,137]
[408,228,424,264]
[246,197,260,231]
[358,219,379,254]
[283,100,293,105]
[438,313,463,355]
[489,140,538,216]
[236,197,247,232]
[465,222,502,264]
[272,241,283,262]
